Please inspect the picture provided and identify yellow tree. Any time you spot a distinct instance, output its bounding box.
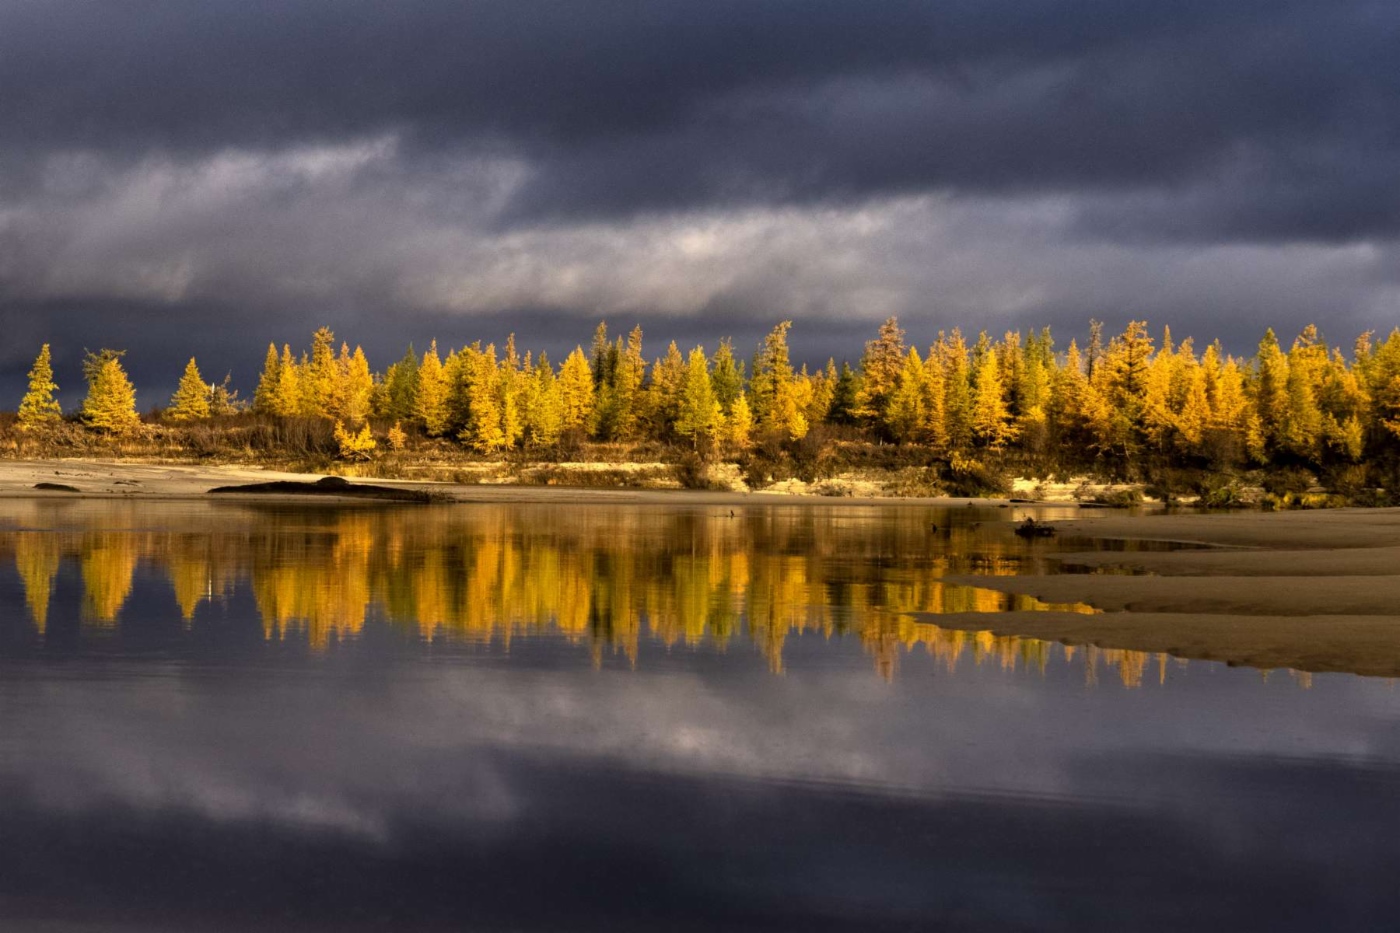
[885,348,930,443]
[970,339,1015,449]
[415,340,450,436]
[336,344,374,425]
[853,316,906,433]
[557,346,596,432]
[275,345,301,416]
[934,330,972,450]
[81,350,140,433]
[17,344,62,429]
[675,346,720,447]
[723,391,754,452]
[523,354,565,447]
[460,344,506,452]
[167,358,211,421]
[647,341,686,438]
[750,321,807,440]
[301,326,338,417]
[252,344,282,415]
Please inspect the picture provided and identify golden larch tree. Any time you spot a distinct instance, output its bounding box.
[18,344,63,429]
[167,357,211,421]
[80,350,140,434]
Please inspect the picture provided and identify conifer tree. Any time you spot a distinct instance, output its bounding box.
[827,362,859,424]
[557,347,596,431]
[853,316,906,433]
[970,346,1015,449]
[81,350,140,434]
[275,345,301,416]
[381,346,419,422]
[885,348,930,443]
[415,341,450,436]
[724,391,754,451]
[710,339,745,413]
[750,321,807,440]
[167,357,211,421]
[647,341,686,439]
[303,327,338,417]
[935,331,972,449]
[1253,328,1291,453]
[523,354,565,447]
[17,344,62,429]
[253,344,282,415]
[337,345,374,426]
[676,346,720,447]
[459,344,507,452]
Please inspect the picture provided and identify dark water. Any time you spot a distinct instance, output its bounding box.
[0,500,1397,932]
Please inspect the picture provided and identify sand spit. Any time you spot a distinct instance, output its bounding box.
[932,507,1400,678]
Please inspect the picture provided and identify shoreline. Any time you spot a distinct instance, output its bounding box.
[0,457,1035,507]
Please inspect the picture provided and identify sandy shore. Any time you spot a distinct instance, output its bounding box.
[930,508,1400,678]
[0,458,992,507]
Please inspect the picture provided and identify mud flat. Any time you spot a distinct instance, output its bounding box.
[932,508,1400,678]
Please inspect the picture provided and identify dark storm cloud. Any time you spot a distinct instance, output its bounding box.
[2,0,1399,393]
[2,0,1396,239]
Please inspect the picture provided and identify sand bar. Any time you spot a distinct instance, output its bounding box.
[933,507,1400,678]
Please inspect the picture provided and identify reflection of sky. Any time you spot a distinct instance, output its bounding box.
[2,535,1400,929]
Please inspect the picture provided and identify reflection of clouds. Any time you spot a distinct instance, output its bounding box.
[3,650,1397,843]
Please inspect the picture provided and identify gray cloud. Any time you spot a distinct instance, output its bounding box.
[1,0,1399,396]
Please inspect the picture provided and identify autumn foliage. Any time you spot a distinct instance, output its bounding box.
[11,318,1400,498]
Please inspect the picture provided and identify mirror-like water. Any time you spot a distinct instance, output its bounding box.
[0,501,1396,932]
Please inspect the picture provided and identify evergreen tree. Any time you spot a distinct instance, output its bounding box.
[710,339,745,413]
[827,362,859,424]
[167,358,211,421]
[381,346,419,422]
[17,344,62,429]
[81,350,140,433]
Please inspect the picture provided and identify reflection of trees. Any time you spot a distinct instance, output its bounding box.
[14,533,60,634]
[0,503,1209,685]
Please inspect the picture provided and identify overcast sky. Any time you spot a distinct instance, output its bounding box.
[2,0,1398,402]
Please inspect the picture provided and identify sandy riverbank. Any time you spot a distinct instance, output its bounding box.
[0,458,997,507]
[931,508,1400,678]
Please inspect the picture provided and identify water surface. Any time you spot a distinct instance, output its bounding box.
[0,501,1396,931]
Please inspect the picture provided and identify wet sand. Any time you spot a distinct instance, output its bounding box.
[934,508,1400,678]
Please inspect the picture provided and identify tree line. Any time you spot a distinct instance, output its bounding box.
[13,318,1400,485]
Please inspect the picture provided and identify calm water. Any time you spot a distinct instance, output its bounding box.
[0,500,1397,932]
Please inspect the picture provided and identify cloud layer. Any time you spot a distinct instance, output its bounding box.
[2,1,1398,394]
